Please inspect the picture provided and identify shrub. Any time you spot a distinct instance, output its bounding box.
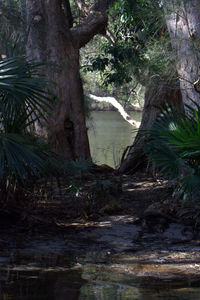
[0,57,55,187]
[144,101,200,203]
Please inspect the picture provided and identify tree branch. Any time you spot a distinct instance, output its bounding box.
[88,94,141,128]
[74,0,90,14]
[104,28,115,44]
[71,0,115,48]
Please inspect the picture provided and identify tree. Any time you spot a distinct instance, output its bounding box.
[164,0,200,108]
[119,83,183,173]
[26,0,114,159]
[105,0,181,173]
[119,0,200,174]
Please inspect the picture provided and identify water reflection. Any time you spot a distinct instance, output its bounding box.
[1,258,200,300]
[0,269,85,300]
[80,284,200,300]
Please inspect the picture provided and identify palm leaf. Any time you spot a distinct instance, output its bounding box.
[0,57,57,187]
[0,57,53,130]
[143,101,200,203]
[0,133,43,183]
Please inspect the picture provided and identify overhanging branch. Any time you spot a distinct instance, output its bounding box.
[71,0,116,48]
[88,94,141,128]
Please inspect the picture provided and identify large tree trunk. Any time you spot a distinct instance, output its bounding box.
[26,0,113,159]
[26,0,89,158]
[164,0,200,108]
[119,0,200,174]
[119,83,182,174]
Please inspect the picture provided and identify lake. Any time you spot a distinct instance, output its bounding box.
[87,111,142,168]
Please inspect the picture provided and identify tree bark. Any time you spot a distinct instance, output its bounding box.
[26,0,113,159]
[119,0,200,174]
[164,0,200,108]
[119,83,183,174]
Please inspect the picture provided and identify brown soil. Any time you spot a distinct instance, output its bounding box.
[0,165,197,250]
[22,170,170,224]
[0,167,170,234]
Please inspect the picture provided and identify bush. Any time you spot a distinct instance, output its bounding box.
[144,101,200,203]
[0,57,55,188]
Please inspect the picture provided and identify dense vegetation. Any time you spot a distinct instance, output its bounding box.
[0,0,199,207]
[144,103,200,202]
[1,2,200,299]
[0,57,58,203]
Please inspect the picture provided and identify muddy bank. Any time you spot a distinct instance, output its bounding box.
[1,214,200,291]
[1,170,200,289]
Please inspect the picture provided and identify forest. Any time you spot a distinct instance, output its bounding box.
[0,0,200,299]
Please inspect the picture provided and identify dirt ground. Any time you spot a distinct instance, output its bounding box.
[0,166,197,248]
[1,167,200,287]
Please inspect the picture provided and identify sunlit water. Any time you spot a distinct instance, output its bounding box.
[87,111,142,168]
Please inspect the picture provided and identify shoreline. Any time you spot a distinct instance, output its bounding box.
[89,105,143,112]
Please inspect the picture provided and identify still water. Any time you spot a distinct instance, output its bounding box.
[87,111,142,168]
[1,250,200,300]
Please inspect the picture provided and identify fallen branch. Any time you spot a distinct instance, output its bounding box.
[88,94,141,128]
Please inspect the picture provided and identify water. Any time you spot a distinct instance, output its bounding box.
[1,251,200,300]
[87,111,142,168]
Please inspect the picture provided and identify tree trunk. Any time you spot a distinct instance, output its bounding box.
[26,0,113,159]
[119,0,200,174]
[164,0,200,108]
[26,0,89,159]
[119,83,183,174]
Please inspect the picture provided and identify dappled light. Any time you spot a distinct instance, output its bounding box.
[0,0,200,299]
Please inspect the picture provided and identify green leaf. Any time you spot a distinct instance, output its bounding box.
[143,101,200,203]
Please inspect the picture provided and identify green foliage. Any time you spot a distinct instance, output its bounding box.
[144,102,200,203]
[80,0,176,112]
[0,58,52,128]
[82,0,171,87]
[0,57,55,186]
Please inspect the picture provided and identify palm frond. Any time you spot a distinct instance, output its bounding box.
[0,57,56,187]
[0,133,43,183]
[143,101,200,203]
[0,58,53,130]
